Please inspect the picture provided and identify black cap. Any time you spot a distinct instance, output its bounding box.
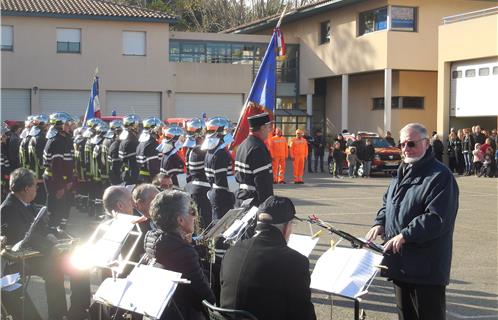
[257,196,296,224]
[248,112,271,129]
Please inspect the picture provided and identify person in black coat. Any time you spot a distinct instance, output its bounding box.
[351,135,366,176]
[144,190,215,320]
[367,123,459,320]
[313,129,325,172]
[220,196,316,320]
[447,131,464,174]
[1,168,90,320]
[431,134,444,162]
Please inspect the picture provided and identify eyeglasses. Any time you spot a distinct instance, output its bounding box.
[400,139,425,149]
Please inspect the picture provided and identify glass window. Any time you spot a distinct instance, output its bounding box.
[320,21,330,44]
[465,69,475,77]
[391,6,417,32]
[57,28,80,53]
[478,68,489,76]
[206,42,231,63]
[1,25,13,51]
[359,7,388,36]
[169,40,180,62]
[372,97,399,110]
[401,97,424,109]
[123,31,146,56]
[493,66,498,75]
[452,70,462,79]
[180,42,205,62]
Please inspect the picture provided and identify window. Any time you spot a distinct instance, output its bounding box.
[57,28,81,53]
[478,68,489,76]
[320,21,330,44]
[1,25,13,51]
[373,97,423,109]
[123,31,146,56]
[207,42,231,63]
[390,6,417,32]
[180,42,206,62]
[359,7,387,35]
[169,40,180,62]
[452,70,462,79]
[372,97,399,110]
[401,97,424,109]
[465,69,475,77]
[493,66,498,75]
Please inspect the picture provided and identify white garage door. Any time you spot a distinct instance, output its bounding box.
[40,90,89,119]
[1,89,31,120]
[175,93,243,122]
[107,91,161,118]
[450,57,498,117]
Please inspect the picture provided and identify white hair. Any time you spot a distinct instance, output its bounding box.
[400,123,428,139]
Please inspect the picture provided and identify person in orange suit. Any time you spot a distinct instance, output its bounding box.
[290,129,308,184]
[269,128,288,184]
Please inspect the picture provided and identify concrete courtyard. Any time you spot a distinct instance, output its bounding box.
[25,170,498,320]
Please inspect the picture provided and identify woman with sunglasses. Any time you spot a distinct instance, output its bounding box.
[143,190,215,320]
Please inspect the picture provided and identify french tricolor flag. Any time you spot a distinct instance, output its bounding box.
[275,27,286,59]
[83,75,101,125]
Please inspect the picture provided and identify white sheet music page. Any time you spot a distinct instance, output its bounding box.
[310,247,383,299]
[287,234,319,258]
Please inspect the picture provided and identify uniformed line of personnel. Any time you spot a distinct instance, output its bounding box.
[2,111,276,230]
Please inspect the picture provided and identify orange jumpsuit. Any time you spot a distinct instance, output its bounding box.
[290,137,308,182]
[269,135,288,183]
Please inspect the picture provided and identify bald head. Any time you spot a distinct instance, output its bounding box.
[132,184,159,218]
[103,186,134,216]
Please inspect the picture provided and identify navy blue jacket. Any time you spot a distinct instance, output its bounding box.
[374,149,459,285]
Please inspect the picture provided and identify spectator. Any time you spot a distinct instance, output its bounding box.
[462,129,475,175]
[480,137,492,155]
[472,143,484,176]
[431,134,444,162]
[479,148,495,178]
[495,148,498,178]
[347,146,360,178]
[334,133,347,151]
[363,139,375,178]
[351,135,366,176]
[329,141,345,178]
[385,131,395,147]
[473,125,486,146]
[313,129,325,173]
[447,131,464,174]
[304,130,315,173]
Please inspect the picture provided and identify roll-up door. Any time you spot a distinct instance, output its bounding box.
[175,93,243,122]
[106,91,161,118]
[1,89,31,120]
[40,90,89,119]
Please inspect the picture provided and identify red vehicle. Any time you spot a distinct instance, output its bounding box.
[164,118,191,128]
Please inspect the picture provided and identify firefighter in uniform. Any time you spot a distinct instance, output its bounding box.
[184,118,212,228]
[234,113,273,207]
[43,112,75,228]
[269,127,288,184]
[137,117,163,183]
[27,114,49,205]
[1,122,11,202]
[101,120,122,187]
[83,118,105,216]
[119,114,141,185]
[73,126,90,211]
[202,117,235,220]
[158,126,185,187]
[19,115,35,169]
[90,121,110,213]
[106,120,123,185]
[290,129,308,184]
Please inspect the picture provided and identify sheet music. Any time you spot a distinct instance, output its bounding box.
[1,273,20,289]
[94,266,182,318]
[221,206,258,239]
[177,173,187,189]
[227,175,238,193]
[287,234,319,258]
[310,247,383,299]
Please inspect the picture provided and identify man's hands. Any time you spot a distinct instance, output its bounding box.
[383,234,405,254]
[366,225,384,241]
[55,188,65,199]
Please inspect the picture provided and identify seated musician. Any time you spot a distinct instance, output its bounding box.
[144,190,215,320]
[219,195,316,320]
[102,185,134,216]
[1,168,90,319]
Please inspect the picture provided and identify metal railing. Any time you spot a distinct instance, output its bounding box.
[443,6,498,24]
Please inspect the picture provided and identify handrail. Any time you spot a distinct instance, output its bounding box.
[443,6,498,24]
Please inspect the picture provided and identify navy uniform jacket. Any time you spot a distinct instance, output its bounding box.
[160,149,185,186]
[43,132,73,193]
[220,224,316,320]
[234,135,273,206]
[118,131,139,184]
[73,136,87,181]
[107,138,122,185]
[136,135,160,180]
[374,149,459,285]
[205,146,233,190]
[28,133,47,179]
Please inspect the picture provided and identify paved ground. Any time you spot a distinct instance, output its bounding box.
[25,168,498,320]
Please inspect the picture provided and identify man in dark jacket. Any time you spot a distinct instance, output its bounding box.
[366,123,459,320]
[431,133,444,162]
[313,129,325,173]
[220,196,316,320]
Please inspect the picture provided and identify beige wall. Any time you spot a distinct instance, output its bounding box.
[437,10,498,136]
[1,16,173,116]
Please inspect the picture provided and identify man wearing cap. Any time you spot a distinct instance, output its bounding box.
[234,113,273,207]
[220,195,316,320]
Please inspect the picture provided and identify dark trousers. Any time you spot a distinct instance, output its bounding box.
[191,185,213,229]
[46,186,71,228]
[307,151,313,172]
[314,151,324,172]
[208,189,234,220]
[33,182,47,206]
[394,281,446,320]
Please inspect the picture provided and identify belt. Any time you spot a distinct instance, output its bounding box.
[44,169,68,180]
[192,181,211,188]
[239,184,256,191]
[212,184,229,191]
[139,170,150,176]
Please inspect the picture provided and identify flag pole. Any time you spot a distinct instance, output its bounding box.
[276,5,287,29]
